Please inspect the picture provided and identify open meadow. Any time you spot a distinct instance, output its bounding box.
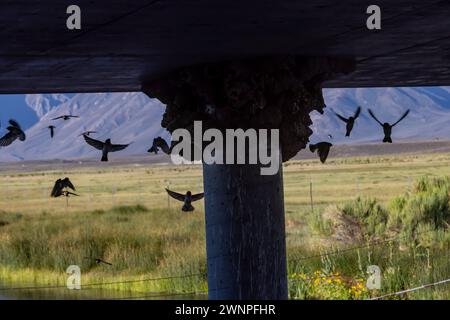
[0,151,449,299]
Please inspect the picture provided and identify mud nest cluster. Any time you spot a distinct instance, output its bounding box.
[143,56,354,161]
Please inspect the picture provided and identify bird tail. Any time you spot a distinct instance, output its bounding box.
[345,130,350,137]
[383,137,393,143]
[101,152,108,162]
[182,203,195,212]
[309,144,317,153]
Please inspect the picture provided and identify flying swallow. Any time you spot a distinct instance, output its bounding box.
[165,189,204,212]
[52,115,79,121]
[0,119,26,147]
[84,257,112,266]
[78,131,97,137]
[148,137,171,155]
[83,134,130,162]
[333,106,361,137]
[48,125,56,138]
[368,109,410,143]
[309,142,333,163]
[51,177,76,197]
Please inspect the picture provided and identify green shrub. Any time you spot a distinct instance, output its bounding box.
[389,177,450,233]
[341,197,389,237]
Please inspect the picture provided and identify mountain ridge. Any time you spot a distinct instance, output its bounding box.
[0,87,449,162]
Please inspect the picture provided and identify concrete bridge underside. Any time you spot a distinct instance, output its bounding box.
[0,0,449,94]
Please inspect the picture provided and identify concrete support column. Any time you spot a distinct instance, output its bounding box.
[203,162,287,299]
[143,55,354,300]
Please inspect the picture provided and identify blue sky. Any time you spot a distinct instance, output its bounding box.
[0,94,75,130]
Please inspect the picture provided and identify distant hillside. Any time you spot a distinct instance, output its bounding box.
[312,87,450,143]
[0,87,449,162]
[0,93,168,161]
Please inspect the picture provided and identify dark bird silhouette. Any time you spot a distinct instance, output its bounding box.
[48,125,56,138]
[79,130,97,137]
[148,137,171,154]
[83,134,130,162]
[52,115,79,121]
[165,189,204,212]
[51,177,76,197]
[0,119,26,147]
[309,142,333,163]
[368,109,410,143]
[84,257,112,266]
[333,106,361,137]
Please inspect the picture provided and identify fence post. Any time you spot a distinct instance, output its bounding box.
[166,180,171,210]
[356,176,360,196]
[309,176,314,214]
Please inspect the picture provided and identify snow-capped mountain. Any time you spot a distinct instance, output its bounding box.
[0,92,168,161]
[25,94,70,118]
[311,87,450,144]
[0,87,449,162]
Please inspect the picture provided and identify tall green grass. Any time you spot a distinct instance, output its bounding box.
[0,157,449,299]
[0,204,207,293]
[303,176,450,299]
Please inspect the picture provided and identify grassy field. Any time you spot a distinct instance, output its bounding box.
[0,152,449,299]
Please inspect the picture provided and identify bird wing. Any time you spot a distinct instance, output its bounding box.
[51,179,63,197]
[165,188,186,202]
[69,115,79,118]
[51,116,63,120]
[17,129,26,141]
[368,109,383,126]
[83,134,104,150]
[353,106,361,119]
[191,192,205,202]
[392,109,410,127]
[0,131,17,146]
[109,143,129,152]
[318,144,331,163]
[62,177,76,191]
[333,110,349,123]
[154,137,171,154]
[9,119,21,129]
[148,145,158,154]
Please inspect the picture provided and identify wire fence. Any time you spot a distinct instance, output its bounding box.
[110,291,208,300]
[0,272,206,291]
[368,277,450,300]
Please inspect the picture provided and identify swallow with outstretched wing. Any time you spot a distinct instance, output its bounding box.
[79,131,97,137]
[148,137,171,155]
[166,188,204,212]
[0,119,26,147]
[84,257,112,266]
[52,115,79,121]
[333,106,361,137]
[83,135,130,162]
[309,142,333,163]
[51,177,76,197]
[368,109,410,143]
